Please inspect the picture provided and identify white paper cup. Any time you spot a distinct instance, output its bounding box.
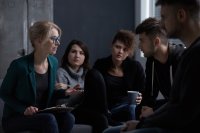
[127,91,139,104]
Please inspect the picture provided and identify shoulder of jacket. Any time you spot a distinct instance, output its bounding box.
[48,55,58,62]
[10,54,31,66]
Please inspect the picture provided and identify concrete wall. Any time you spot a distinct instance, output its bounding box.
[53,0,136,66]
[0,0,53,81]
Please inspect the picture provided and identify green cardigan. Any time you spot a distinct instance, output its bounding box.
[0,53,58,118]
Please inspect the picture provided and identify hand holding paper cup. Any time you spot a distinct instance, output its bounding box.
[127,91,140,105]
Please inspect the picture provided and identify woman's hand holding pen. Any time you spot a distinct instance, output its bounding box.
[64,84,83,95]
[24,106,38,116]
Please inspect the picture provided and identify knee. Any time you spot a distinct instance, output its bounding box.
[41,113,57,126]
[64,112,75,124]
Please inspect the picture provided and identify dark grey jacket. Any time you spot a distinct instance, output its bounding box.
[142,43,185,109]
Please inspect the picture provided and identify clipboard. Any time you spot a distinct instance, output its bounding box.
[38,104,74,113]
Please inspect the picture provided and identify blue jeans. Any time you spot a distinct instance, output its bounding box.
[103,125,123,133]
[103,125,182,133]
[2,112,75,133]
[110,103,136,124]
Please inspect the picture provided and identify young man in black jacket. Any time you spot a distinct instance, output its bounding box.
[135,17,185,118]
[103,0,200,132]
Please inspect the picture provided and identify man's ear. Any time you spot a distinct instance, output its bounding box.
[177,8,187,22]
[154,36,161,47]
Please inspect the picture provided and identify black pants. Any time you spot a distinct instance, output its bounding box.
[72,69,109,133]
[2,112,75,133]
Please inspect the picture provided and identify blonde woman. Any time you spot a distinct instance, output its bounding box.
[0,21,74,133]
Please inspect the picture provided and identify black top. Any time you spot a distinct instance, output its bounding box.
[35,71,49,109]
[104,73,125,107]
[93,56,145,109]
